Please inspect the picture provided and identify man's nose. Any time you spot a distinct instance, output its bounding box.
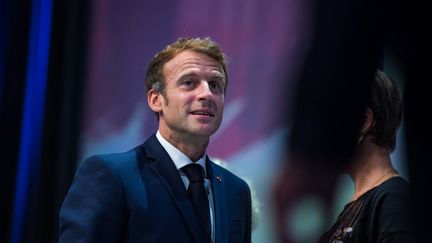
[197,81,212,100]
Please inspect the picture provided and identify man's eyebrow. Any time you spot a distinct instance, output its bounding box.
[178,73,199,79]
[210,76,224,83]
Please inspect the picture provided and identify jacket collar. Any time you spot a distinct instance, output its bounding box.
[206,158,229,243]
[142,134,229,243]
[143,134,205,243]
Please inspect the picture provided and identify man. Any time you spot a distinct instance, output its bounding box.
[59,37,252,243]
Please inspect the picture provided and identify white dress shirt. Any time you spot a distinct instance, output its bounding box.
[156,131,215,243]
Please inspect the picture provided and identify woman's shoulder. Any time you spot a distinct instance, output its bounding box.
[365,176,411,210]
[374,176,410,197]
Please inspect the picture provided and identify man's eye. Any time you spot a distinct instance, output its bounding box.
[209,81,223,91]
[183,80,194,86]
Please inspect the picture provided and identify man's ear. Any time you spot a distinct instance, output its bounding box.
[147,89,163,113]
[360,108,374,134]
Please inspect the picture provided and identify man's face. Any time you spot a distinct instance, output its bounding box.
[150,50,225,141]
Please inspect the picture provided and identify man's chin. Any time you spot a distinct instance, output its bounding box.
[191,127,218,137]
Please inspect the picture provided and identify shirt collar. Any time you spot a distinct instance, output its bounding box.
[156,131,207,175]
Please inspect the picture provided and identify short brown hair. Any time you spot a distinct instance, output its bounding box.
[145,37,229,96]
[367,70,402,151]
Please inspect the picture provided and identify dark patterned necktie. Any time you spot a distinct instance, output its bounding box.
[182,163,211,242]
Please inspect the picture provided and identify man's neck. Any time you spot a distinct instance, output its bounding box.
[158,130,209,162]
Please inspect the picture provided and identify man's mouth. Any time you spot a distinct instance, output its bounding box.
[191,111,214,117]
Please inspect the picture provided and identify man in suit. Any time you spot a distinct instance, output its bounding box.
[59,37,252,243]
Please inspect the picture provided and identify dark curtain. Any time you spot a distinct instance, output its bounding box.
[0,0,90,242]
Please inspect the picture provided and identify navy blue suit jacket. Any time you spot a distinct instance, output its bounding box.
[59,134,252,243]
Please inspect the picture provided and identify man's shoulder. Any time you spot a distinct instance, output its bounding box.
[81,135,158,169]
[80,144,146,173]
[90,146,139,162]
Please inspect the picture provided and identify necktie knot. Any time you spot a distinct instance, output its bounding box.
[182,163,205,183]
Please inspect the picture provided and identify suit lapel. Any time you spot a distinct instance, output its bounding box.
[144,135,205,243]
[207,158,229,243]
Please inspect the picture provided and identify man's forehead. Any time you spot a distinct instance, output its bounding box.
[163,50,225,76]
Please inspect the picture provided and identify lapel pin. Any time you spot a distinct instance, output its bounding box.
[216,176,222,183]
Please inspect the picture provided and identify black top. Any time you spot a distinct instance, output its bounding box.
[318,176,413,243]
